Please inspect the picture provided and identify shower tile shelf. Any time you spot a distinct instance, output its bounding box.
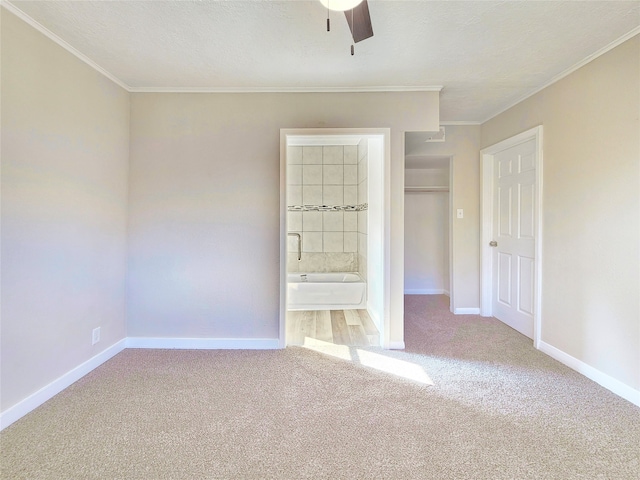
[288,203,368,212]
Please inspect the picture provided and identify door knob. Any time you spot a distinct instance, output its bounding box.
[489,240,498,247]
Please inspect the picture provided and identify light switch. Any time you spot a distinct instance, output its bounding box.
[457,208,464,219]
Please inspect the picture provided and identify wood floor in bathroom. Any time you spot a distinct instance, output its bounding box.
[287,309,379,347]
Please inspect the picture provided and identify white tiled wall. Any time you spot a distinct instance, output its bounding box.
[287,144,364,272]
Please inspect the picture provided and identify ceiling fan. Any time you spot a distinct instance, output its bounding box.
[319,0,374,54]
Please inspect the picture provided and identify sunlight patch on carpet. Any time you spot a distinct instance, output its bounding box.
[301,338,434,385]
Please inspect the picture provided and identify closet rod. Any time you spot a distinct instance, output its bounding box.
[404,186,449,193]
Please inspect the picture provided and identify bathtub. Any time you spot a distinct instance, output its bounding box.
[287,272,366,311]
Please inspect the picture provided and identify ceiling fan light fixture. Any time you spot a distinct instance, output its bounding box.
[319,0,364,12]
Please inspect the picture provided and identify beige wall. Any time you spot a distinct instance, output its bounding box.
[1,11,130,410]
[404,191,449,293]
[482,36,640,389]
[405,126,483,310]
[128,92,439,344]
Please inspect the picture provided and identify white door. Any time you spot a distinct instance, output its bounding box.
[491,139,536,338]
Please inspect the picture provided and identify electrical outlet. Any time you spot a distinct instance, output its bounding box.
[92,327,101,345]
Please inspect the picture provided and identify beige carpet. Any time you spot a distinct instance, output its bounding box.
[1,295,639,479]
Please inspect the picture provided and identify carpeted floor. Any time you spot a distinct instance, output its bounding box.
[1,295,639,479]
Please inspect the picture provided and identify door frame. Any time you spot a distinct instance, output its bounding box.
[448,155,454,311]
[479,126,543,348]
[279,128,392,349]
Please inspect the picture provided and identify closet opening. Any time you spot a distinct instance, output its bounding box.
[403,154,452,308]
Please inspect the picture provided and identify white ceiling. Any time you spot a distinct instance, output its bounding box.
[5,0,640,122]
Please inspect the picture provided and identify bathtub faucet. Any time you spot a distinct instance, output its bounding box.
[288,233,301,261]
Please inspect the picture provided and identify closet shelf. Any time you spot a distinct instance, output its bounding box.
[404,186,449,193]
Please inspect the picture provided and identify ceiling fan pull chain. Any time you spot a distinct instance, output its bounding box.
[350,8,354,55]
[327,2,330,31]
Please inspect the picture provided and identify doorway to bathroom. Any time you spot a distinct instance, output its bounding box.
[279,129,390,349]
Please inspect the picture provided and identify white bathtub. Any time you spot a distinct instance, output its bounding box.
[287,272,367,311]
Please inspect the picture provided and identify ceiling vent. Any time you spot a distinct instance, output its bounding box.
[424,127,445,142]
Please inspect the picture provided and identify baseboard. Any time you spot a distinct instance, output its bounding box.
[538,341,640,407]
[404,289,448,295]
[454,307,480,315]
[126,337,281,350]
[1,336,280,430]
[0,339,127,431]
[388,341,405,350]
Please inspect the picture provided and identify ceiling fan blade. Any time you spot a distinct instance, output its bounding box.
[344,0,373,43]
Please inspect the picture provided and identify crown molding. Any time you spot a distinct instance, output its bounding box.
[5,0,636,118]
[1,2,443,96]
[1,0,131,91]
[482,26,640,124]
[128,85,444,93]
[3,0,440,95]
[439,121,482,126]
